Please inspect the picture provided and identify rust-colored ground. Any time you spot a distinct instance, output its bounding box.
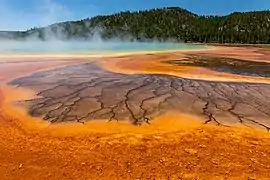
[1,114,270,180]
[101,46,270,83]
[0,46,270,180]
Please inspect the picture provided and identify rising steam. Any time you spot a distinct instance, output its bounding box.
[0,0,187,54]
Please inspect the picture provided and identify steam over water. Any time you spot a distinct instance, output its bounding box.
[0,41,204,54]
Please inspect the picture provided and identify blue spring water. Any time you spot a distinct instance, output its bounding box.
[0,41,206,54]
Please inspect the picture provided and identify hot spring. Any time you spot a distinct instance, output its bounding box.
[0,40,205,54]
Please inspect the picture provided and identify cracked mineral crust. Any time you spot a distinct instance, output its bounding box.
[10,62,270,130]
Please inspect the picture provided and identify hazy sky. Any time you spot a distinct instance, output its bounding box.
[0,0,269,31]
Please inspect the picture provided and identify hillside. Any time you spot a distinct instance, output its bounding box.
[1,7,270,44]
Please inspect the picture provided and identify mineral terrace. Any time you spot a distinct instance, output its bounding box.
[10,60,270,131]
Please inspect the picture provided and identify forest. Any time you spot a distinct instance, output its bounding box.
[1,7,270,44]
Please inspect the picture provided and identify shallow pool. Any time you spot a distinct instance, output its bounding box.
[0,41,205,54]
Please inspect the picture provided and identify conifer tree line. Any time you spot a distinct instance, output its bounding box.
[1,7,270,44]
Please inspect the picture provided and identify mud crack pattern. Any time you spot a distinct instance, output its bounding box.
[10,63,270,130]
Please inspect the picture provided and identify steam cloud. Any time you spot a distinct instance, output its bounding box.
[0,0,182,53]
[0,0,108,53]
